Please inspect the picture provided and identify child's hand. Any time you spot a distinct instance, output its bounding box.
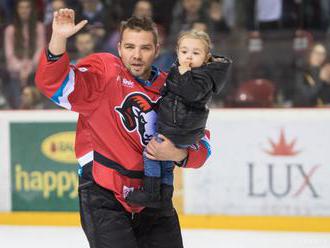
[178,62,191,75]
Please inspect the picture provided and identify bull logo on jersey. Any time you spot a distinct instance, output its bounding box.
[115,92,159,146]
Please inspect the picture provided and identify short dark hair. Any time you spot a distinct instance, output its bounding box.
[119,16,158,46]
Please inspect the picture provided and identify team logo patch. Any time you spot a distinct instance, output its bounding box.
[115,92,159,146]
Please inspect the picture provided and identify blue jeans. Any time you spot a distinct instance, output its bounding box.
[143,154,174,186]
[143,134,174,185]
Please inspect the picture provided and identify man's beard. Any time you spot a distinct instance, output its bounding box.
[128,65,151,80]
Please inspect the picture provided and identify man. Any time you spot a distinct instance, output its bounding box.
[35,8,211,248]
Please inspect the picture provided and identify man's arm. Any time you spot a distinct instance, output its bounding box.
[144,130,211,169]
[35,9,109,115]
[182,130,211,168]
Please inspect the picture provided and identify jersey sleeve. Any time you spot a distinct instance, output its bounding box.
[35,50,108,116]
[183,129,211,169]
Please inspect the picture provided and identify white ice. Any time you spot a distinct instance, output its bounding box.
[1,225,330,248]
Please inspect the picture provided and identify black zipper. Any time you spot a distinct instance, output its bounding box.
[173,97,178,124]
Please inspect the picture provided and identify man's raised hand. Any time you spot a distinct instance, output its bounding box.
[53,8,88,39]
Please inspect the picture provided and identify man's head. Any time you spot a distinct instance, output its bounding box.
[133,0,153,19]
[118,16,159,80]
[75,31,95,58]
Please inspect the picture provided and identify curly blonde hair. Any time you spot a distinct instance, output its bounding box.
[176,29,211,54]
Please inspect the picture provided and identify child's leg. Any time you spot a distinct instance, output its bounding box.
[125,149,162,208]
[159,143,189,212]
[161,161,174,186]
[160,161,175,212]
[144,151,161,178]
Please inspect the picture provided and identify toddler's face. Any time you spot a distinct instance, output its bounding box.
[177,38,208,68]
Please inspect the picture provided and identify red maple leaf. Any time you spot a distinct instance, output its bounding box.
[265,129,300,156]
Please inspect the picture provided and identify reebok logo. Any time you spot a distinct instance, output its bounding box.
[122,78,134,88]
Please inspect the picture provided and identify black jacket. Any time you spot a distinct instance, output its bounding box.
[157,55,232,145]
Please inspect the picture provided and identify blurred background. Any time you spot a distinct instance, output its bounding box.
[2,0,330,109]
[0,0,330,247]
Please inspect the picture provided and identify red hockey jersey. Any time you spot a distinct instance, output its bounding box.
[35,50,211,213]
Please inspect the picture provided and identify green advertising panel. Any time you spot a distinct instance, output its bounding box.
[11,122,79,211]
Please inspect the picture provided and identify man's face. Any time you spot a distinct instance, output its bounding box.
[118,28,159,80]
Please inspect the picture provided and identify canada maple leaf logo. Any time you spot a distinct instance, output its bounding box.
[265,129,301,156]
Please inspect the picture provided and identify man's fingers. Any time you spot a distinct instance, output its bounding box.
[150,137,161,146]
[55,9,67,24]
[64,8,73,22]
[69,9,74,22]
[61,8,71,17]
[55,8,74,24]
[145,145,155,155]
[58,8,68,18]
[157,134,168,142]
[146,141,157,154]
[144,152,157,160]
[74,20,88,33]
[53,11,59,23]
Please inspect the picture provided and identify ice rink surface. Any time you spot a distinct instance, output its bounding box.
[0,225,330,248]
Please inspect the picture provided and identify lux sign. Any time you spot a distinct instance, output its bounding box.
[248,163,320,198]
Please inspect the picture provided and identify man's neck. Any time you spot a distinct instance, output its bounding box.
[135,66,160,86]
[139,68,152,81]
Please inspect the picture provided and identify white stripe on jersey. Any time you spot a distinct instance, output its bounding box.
[78,151,94,167]
[51,69,75,110]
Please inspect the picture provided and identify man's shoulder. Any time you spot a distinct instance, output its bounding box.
[92,52,121,63]
[78,52,122,71]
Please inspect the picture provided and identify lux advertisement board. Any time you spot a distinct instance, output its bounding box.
[184,110,330,216]
[11,122,78,211]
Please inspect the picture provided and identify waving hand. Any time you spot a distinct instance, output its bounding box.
[49,9,87,55]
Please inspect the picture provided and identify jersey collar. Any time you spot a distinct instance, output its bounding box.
[135,66,160,87]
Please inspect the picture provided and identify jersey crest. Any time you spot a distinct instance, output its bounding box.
[115,92,159,146]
